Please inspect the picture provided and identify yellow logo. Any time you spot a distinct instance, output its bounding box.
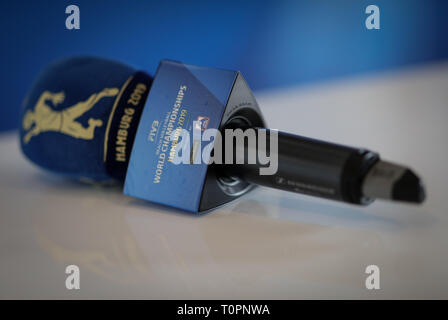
[22,88,119,144]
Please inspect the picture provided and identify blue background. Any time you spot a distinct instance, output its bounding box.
[1,0,447,131]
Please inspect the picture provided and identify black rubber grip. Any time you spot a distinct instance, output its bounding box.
[222,129,379,204]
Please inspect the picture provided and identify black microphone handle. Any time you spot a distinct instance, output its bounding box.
[222,128,380,205]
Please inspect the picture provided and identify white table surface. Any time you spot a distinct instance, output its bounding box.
[1,62,448,299]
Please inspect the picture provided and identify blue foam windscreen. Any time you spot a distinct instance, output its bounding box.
[20,56,153,181]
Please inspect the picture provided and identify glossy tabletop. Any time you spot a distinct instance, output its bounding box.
[1,62,448,299]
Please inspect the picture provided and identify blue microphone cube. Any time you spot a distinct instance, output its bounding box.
[124,60,266,213]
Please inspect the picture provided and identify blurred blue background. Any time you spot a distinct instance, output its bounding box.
[1,0,447,132]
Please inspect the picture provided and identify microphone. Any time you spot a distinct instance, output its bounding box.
[20,57,425,213]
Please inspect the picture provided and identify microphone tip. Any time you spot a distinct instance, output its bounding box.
[392,169,426,204]
[362,160,426,204]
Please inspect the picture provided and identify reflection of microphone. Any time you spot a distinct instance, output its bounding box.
[20,57,425,213]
